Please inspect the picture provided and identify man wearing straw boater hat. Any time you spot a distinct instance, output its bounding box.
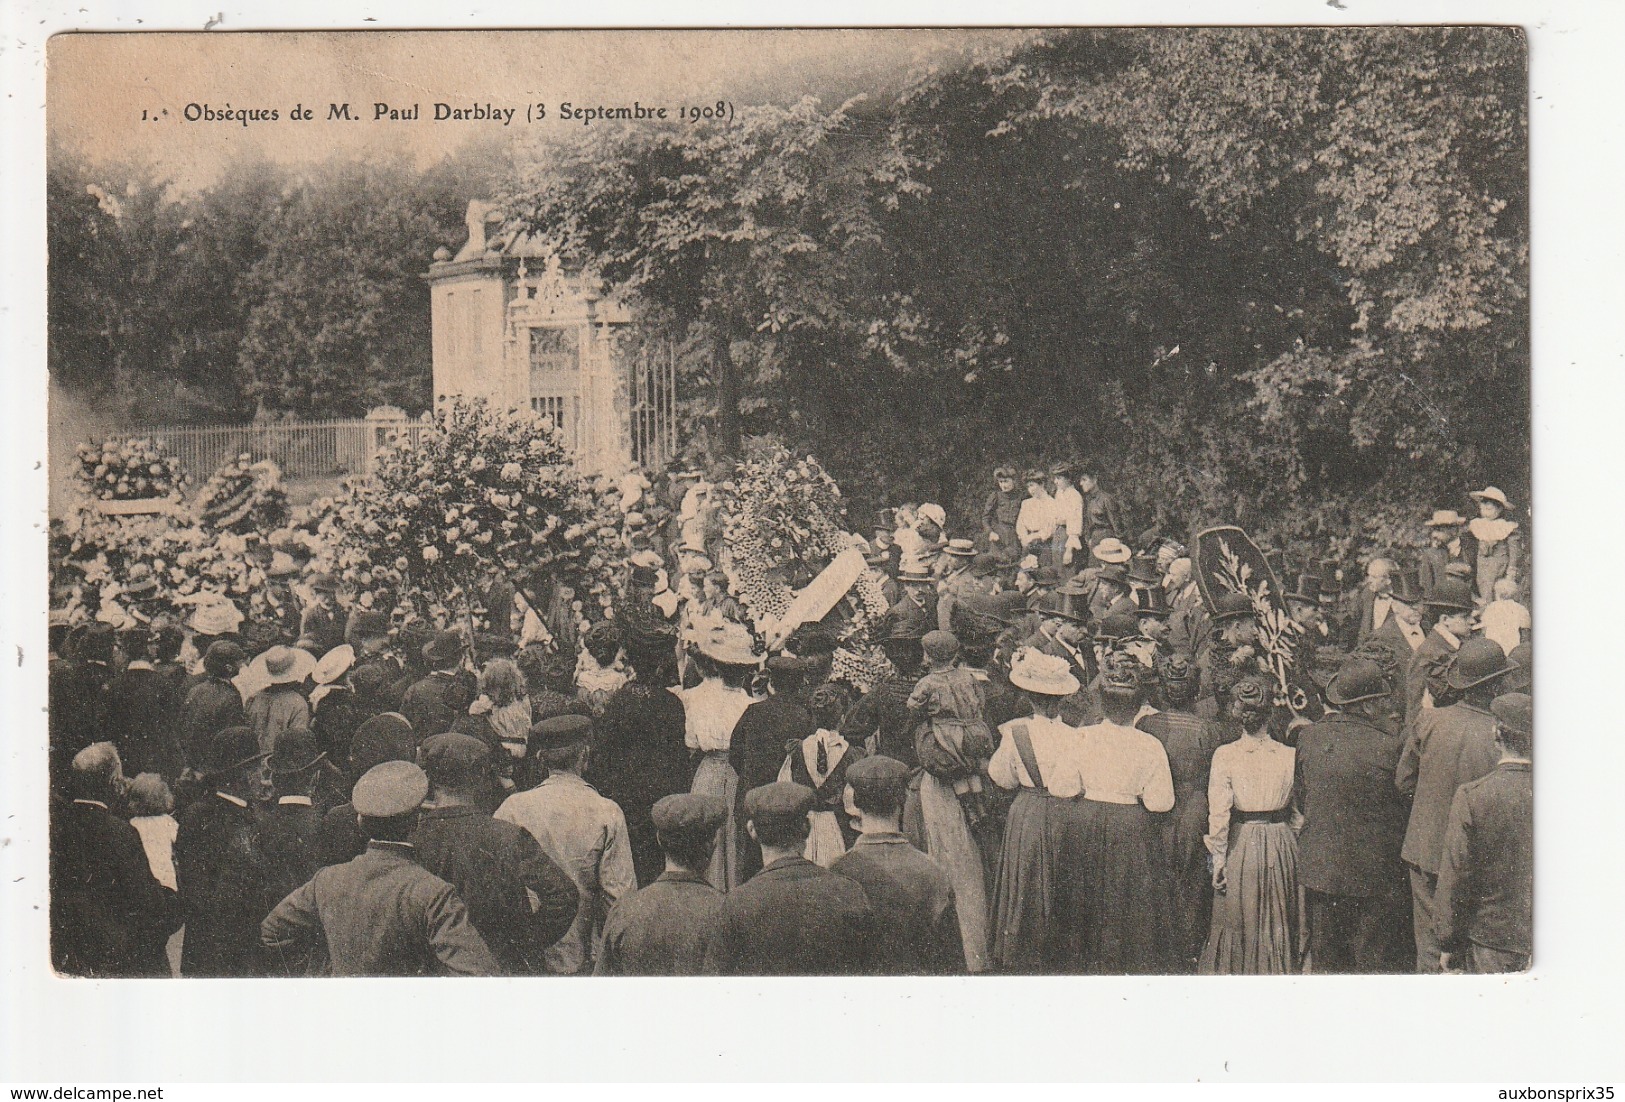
[1397,636,1517,972]
[1294,659,1413,973]
[173,726,273,977]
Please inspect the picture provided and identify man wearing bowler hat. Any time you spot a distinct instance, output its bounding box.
[1436,692,1533,974]
[495,714,635,975]
[596,793,728,975]
[261,760,499,976]
[413,733,578,975]
[258,728,328,902]
[704,782,875,975]
[1407,576,1478,729]
[298,573,346,656]
[1396,637,1516,972]
[174,726,274,977]
[1294,660,1413,973]
[402,630,473,740]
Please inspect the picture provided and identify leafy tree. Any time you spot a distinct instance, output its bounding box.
[501,96,893,455]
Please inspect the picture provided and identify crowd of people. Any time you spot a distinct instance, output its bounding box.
[47,459,1533,978]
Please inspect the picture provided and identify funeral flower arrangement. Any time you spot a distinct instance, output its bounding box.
[315,397,619,633]
[715,439,891,688]
[74,437,185,501]
[194,453,290,535]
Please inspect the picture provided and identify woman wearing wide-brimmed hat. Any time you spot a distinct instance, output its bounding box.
[1466,486,1523,603]
[242,644,316,764]
[986,647,1088,973]
[674,615,761,892]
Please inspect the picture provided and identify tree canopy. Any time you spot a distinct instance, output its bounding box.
[49,28,1529,562]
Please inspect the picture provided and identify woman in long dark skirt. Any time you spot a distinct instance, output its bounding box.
[1070,657,1176,974]
[1199,675,1303,974]
[986,647,1087,973]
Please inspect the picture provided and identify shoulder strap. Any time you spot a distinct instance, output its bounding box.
[1011,722,1044,790]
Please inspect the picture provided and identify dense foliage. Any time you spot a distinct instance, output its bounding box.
[500,26,1528,564]
[50,29,1528,565]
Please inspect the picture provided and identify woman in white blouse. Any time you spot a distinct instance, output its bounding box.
[1015,472,1058,568]
[673,617,761,893]
[1199,675,1303,974]
[1071,658,1176,974]
[986,647,1087,973]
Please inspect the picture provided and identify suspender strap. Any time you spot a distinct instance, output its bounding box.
[1011,723,1044,791]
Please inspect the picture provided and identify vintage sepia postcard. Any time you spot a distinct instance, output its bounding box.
[10,11,1620,1086]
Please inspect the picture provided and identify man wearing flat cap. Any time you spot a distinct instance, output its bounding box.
[495,714,636,975]
[1397,637,1517,972]
[1435,692,1533,974]
[174,726,275,977]
[704,782,875,975]
[412,733,579,975]
[262,760,499,976]
[830,756,962,974]
[596,793,728,975]
[1293,660,1413,973]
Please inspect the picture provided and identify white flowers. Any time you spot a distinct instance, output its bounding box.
[469,455,487,472]
[501,462,523,481]
[422,546,441,563]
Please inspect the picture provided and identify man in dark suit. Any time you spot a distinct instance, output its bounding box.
[50,743,181,976]
[1407,577,1476,728]
[1418,510,1476,596]
[261,761,499,976]
[1436,693,1533,974]
[174,726,276,977]
[831,756,962,975]
[589,639,694,887]
[596,793,727,976]
[1396,638,1515,973]
[178,641,247,774]
[704,783,874,975]
[50,622,116,796]
[1077,472,1124,552]
[728,656,817,882]
[400,630,474,741]
[257,728,328,904]
[1294,660,1412,973]
[411,733,578,975]
[1349,557,1397,647]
